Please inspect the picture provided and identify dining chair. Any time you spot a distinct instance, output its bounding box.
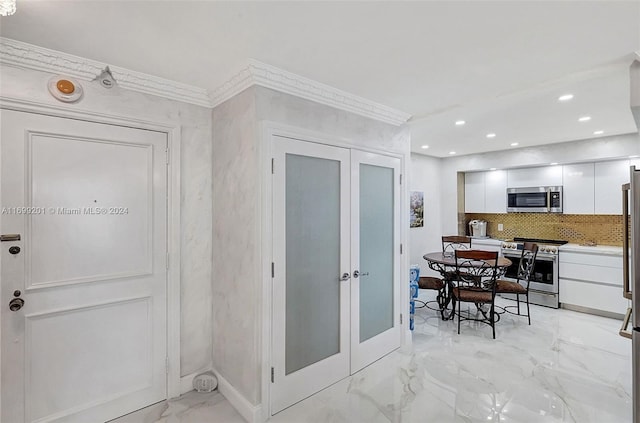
[442,235,472,256]
[495,242,539,325]
[452,249,500,339]
[416,275,446,312]
[442,235,474,283]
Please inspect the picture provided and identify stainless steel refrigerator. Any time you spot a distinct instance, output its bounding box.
[622,166,640,423]
[626,58,640,423]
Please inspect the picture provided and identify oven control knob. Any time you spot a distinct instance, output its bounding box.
[550,247,557,254]
[542,247,549,252]
[511,244,517,249]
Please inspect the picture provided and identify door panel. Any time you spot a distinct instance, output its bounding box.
[284,154,341,375]
[1,110,167,423]
[28,133,152,287]
[358,164,395,342]
[271,136,351,414]
[351,151,401,373]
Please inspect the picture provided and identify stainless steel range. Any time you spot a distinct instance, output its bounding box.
[500,237,567,308]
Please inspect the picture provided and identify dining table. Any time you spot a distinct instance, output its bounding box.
[422,251,512,320]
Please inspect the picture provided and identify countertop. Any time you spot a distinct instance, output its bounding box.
[559,243,624,256]
[470,238,625,256]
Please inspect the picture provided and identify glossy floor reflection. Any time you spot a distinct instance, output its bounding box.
[117,296,632,422]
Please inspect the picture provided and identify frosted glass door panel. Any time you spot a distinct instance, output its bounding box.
[359,164,394,342]
[285,154,340,374]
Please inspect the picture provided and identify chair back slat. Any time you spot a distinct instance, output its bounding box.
[517,242,539,287]
[454,249,499,290]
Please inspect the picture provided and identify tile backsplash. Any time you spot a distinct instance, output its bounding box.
[465,213,625,246]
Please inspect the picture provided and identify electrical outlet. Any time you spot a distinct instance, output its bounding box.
[498,223,504,231]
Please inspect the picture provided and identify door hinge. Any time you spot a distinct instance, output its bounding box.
[400,244,403,254]
[271,158,274,174]
[400,313,403,324]
[271,367,274,383]
[271,262,275,278]
[166,148,170,165]
[400,174,402,185]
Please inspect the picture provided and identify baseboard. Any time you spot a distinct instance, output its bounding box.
[212,369,263,423]
[561,303,625,320]
[180,371,203,395]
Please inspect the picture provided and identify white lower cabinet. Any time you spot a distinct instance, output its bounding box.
[559,248,629,316]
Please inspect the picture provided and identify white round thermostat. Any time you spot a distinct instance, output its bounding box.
[47,76,83,103]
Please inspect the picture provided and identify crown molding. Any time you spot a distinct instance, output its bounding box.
[0,37,212,108]
[211,59,411,126]
[1,38,411,125]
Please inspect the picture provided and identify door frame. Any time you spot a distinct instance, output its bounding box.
[259,121,409,421]
[0,98,183,408]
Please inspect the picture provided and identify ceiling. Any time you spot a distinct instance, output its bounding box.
[1,1,639,157]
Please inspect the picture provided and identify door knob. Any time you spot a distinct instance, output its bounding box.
[9,246,20,255]
[9,297,24,312]
[339,272,351,281]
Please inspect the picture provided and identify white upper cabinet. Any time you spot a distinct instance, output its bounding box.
[464,172,485,213]
[484,170,507,213]
[594,160,630,214]
[507,165,563,188]
[562,163,594,214]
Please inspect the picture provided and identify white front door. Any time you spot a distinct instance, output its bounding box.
[1,110,168,423]
[350,150,401,372]
[270,136,402,414]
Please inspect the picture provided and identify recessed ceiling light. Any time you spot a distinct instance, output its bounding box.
[421,145,429,149]
[558,94,574,102]
[455,120,466,126]
[550,162,559,165]
[449,151,456,155]
[510,142,519,146]
[578,116,591,122]
[486,133,496,138]
[593,130,604,135]
[489,168,497,171]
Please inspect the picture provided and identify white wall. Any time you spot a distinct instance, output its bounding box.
[211,85,410,409]
[408,154,443,278]
[211,87,259,404]
[436,133,640,234]
[0,64,214,378]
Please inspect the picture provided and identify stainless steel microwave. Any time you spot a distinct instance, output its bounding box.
[506,186,563,213]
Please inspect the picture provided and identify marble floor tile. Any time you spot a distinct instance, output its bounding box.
[116,296,632,422]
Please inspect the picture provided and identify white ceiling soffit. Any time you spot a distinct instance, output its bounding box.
[0,38,411,126]
[411,56,639,158]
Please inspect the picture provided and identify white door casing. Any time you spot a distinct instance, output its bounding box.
[270,135,402,414]
[0,110,168,423]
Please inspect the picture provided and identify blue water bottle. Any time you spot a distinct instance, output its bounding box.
[409,265,420,331]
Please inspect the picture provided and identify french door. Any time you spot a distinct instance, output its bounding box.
[271,136,401,414]
[0,110,168,423]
